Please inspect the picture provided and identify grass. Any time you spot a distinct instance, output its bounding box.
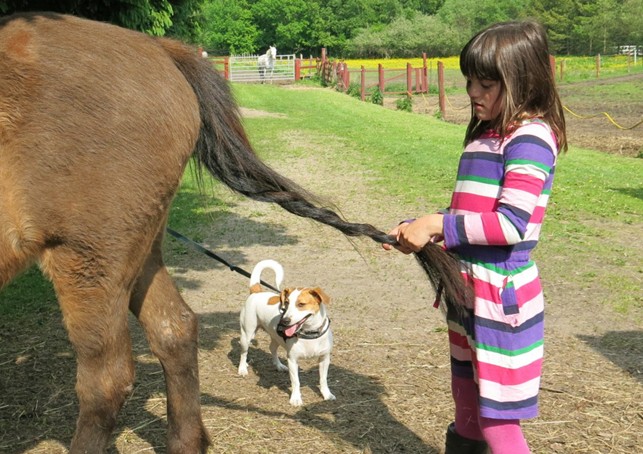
[559,78,643,105]
[555,54,643,82]
[0,79,640,322]
[0,267,57,320]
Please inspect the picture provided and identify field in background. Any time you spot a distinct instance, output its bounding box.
[343,54,643,85]
[336,56,643,157]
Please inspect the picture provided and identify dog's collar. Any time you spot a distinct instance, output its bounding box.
[278,317,331,341]
[296,318,331,340]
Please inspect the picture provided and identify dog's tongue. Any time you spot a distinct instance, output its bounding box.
[284,323,300,338]
[283,317,310,338]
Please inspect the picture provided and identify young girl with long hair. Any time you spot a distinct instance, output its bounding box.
[384,21,567,453]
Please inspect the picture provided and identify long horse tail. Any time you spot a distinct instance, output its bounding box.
[159,39,473,313]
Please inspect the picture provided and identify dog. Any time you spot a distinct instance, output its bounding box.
[238,259,335,406]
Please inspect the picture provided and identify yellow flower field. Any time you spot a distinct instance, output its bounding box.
[342,56,460,70]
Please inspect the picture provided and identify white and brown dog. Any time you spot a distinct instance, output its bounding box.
[238,259,335,406]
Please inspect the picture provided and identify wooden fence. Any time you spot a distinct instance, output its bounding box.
[325,54,430,101]
[205,49,454,118]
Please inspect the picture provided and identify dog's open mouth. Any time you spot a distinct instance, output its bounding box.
[278,315,311,338]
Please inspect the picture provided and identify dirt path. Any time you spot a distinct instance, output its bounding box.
[1,107,640,454]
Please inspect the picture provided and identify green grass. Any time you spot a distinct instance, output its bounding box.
[0,267,57,320]
[559,78,643,104]
[555,54,643,83]
[1,80,641,322]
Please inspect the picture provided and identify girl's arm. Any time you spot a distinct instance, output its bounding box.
[443,133,556,248]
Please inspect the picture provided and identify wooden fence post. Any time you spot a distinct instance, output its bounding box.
[332,61,337,86]
[378,64,384,93]
[295,58,301,80]
[596,53,600,78]
[549,55,556,80]
[422,52,428,93]
[559,59,564,82]
[224,57,229,80]
[438,61,446,119]
[406,63,412,96]
[361,66,366,101]
[343,63,350,91]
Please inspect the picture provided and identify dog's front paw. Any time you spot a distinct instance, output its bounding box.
[275,362,288,372]
[289,393,303,407]
[321,390,336,401]
[238,363,249,377]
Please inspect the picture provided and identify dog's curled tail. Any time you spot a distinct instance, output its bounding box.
[250,260,284,292]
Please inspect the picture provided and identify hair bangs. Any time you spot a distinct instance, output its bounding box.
[460,33,500,81]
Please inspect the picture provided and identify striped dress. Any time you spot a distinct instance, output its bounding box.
[442,119,558,420]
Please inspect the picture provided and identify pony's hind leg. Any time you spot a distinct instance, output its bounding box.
[42,248,136,453]
[130,234,210,454]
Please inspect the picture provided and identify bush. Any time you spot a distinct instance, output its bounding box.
[396,95,413,112]
[369,87,384,105]
[346,82,362,99]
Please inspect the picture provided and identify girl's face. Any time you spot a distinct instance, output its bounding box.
[466,77,503,121]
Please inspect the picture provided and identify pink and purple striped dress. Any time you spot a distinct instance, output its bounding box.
[442,119,558,420]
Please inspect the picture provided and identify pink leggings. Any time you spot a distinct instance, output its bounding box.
[452,375,530,453]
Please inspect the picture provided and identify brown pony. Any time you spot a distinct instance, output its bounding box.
[0,12,471,454]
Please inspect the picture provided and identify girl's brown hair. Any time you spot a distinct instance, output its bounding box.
[460,21,567,152]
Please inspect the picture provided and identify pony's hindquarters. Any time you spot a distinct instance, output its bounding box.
[0,12,208,453]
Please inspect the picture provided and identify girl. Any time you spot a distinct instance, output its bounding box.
[384,21,566,453]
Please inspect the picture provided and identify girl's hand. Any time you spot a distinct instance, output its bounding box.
[382,221,409,252]
[383,214,444,254]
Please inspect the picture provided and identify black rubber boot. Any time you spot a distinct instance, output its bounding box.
[445,422,489,454]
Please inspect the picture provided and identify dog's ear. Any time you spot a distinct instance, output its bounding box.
[310,287,330,305]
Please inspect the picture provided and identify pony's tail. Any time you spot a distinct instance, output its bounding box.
[161,39,473,314]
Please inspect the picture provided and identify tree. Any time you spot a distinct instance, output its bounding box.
[575,0,621,54]
[167,0,206,43]
[400,0,445,15]
[438,0,529,40]
[198,0,258,54]
[249,0,328,54]
[530,0,576,54]
[618,0,643,47]
[348,13,460,57]
[0,0,196,36]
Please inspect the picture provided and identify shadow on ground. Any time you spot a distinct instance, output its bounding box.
[577,330,643,384]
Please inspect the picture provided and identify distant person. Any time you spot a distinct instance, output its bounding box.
[384,21,567,453]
